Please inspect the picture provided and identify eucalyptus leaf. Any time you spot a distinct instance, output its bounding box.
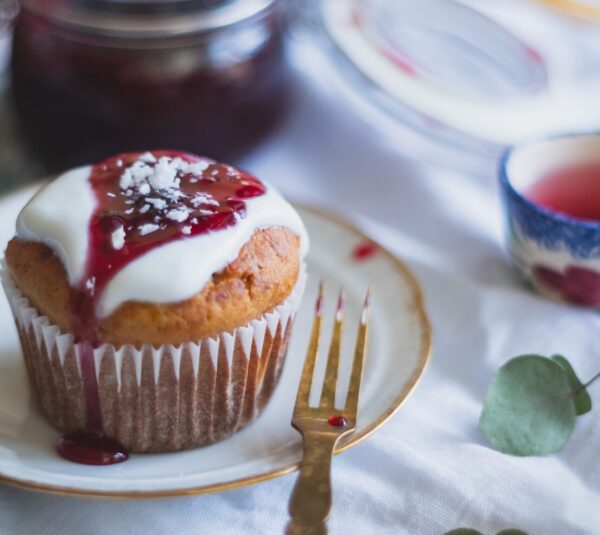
[443,530,484,535]
[550,355,592,415]
[479,355,576,456]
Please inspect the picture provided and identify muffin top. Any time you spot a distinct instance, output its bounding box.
[7,150,308,345]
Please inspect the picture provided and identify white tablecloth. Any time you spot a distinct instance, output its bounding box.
[1,4,600,534]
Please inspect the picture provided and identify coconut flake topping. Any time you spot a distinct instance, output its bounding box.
[112,152,213,242]
[111,225,126,250]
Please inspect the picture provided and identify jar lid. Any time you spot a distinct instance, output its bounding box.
[20,0,278,37]
[319,0,600,150]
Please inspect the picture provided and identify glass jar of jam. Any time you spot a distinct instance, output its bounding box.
[11,0,289,173]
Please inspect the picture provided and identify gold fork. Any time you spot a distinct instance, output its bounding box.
[286,283,371,535]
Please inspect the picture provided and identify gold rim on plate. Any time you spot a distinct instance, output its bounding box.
[0,203,432,499]
[533,0,600,21]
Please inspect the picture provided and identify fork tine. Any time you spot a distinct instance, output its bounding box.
[344,287,371,417]
[293,281,325,410]
[320,288,345,410]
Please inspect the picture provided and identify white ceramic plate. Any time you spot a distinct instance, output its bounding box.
[0,187,430,497]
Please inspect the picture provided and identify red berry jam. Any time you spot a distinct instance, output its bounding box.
[57,431,128,466]
[352,240,378,262]
[328,415,348,427]
[80,150,265,314]
[11,1,288,173]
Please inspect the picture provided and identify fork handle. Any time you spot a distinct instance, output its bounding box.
[286,432,341,535]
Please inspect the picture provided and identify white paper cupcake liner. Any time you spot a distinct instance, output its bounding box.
[1,263,306,452]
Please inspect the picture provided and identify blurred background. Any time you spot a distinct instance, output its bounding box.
[3,4,600,535]
[1,0,600,188]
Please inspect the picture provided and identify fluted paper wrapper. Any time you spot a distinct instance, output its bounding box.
[1,265,306,452]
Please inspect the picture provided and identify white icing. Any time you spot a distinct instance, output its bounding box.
[16,165,309,318]
[16,166,96,284]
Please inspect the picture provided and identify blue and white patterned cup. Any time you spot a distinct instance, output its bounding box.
[499,134,600,307]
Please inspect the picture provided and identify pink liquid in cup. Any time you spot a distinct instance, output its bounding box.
[525,162,600,222]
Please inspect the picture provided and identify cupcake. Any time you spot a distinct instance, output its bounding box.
[2,150,308,460]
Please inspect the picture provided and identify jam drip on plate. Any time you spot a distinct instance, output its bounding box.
[57,431,129,465]
[58,150,267,465]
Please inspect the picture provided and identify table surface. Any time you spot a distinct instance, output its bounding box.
[1,2,600,534]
